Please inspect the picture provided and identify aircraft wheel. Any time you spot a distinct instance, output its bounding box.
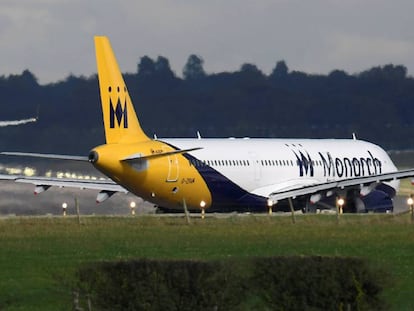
[304,201,317,213]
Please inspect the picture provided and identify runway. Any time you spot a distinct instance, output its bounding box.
[0,180,412,217]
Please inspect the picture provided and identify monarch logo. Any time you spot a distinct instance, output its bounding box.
[292,149,382,178]
[292,150,314,177]
[109,98,128,128]
[318,150,381,178]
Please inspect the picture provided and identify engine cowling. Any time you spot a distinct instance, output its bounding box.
[34,185,51,195]
[96,190,116,203]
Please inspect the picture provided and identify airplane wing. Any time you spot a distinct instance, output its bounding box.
[10,176,126,191]
[0,152,129,202]
[0,152,89,161]
[0,149,200,204]
[266,169,414,203]
[0,175,128,203]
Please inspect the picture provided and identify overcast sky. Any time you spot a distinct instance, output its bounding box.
[1,0,414,84]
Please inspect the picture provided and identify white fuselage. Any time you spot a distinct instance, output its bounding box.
[164,138,398,197]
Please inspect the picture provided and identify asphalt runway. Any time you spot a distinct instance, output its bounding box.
[1,156,412,217]
[393,195,411,214]
[0,180,156,216]
[0,179,411,217]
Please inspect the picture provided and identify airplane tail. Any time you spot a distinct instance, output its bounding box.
[94,36,150,144]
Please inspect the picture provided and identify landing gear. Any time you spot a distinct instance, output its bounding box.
[303,200,318,213]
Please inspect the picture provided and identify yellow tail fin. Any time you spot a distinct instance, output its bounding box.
[94,36,149,144]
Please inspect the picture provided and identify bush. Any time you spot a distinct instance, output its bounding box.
[76,256,389,310]
[77,259,244,310]
[249,257,388,310]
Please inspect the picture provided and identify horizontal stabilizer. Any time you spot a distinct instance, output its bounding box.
[1,152,89,161]
[121,147,202,162]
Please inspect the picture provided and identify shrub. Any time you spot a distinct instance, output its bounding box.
[76,256,389,310]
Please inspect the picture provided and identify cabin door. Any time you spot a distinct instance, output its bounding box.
[166,155,179,182]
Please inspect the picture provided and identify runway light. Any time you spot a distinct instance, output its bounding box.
[62,202,67,217]
[200,200,206,208]
[23,167,36,177]
[407,197,413,206]
[130,201,136,216]
[337,197,345,216]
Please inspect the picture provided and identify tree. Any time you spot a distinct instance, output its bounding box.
[382,64,407,80]
[269,60,289,80]
[137,56,156,77]
[20,69,38,86]
[328,70,349,80]
[8,69,38,89]
[154,56,175,79]
[183,55,206,80]
[240,63,262,74]
[238,63,265,81]
[358,64,407,80]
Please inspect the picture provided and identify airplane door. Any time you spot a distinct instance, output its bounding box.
[166,155,179,182]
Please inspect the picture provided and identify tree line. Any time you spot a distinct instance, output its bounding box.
[0,55,413,154]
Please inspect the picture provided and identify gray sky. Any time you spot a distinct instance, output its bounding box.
[1,0,414,84]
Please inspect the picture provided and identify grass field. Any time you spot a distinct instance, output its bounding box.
[1,214,414,310]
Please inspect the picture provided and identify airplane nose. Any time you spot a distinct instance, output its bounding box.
[88,150,99,163]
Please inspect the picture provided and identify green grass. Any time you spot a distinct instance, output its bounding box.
[1,214,414,310]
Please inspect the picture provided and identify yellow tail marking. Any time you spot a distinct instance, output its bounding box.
[94,36,149,144]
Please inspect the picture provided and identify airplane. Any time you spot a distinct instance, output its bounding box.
[2,36,414,214]
[0,117,37,127]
